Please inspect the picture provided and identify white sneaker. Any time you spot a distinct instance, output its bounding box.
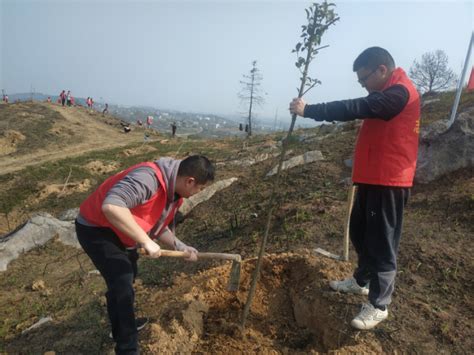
[329,277,369,295]
[351,303,388,330]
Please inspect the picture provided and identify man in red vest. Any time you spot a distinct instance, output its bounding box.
[75,155,215,354]
[289,47,420,330]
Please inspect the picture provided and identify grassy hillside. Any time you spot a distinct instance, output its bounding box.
[0,96,473,353]
[0,101,153,176]
[0,103,72,154]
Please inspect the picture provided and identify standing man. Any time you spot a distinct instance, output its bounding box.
[289,47,420,330]
[75,155,215,354]
[171,122,177,137]
[146,115,153,129]
[102,103,109,116]
[59,90,66,106]
[66,90,72,106]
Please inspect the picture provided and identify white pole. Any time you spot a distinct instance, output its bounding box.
[447,32,474,129]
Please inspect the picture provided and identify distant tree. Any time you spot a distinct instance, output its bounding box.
[409,50,457,95]
[238,60,265,137]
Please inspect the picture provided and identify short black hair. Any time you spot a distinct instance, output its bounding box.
[178,155,215,184]
[353,47,395,72]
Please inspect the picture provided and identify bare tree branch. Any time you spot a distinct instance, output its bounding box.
[409,50,457,95]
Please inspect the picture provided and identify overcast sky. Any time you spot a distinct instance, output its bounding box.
[1,0,473,121]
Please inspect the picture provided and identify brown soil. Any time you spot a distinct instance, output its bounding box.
[1,244,383,354]
[121,145,158,157]
[84,160,121,175]
[0,130,26,155]
[139,252,383,354]
[31,179,92,204]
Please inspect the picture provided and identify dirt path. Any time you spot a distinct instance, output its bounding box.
[0,104,146,175]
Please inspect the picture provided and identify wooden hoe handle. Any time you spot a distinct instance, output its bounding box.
[140,248,241,262]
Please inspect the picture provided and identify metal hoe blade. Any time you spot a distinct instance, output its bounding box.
[227,256,242,292]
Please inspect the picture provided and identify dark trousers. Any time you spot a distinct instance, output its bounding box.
[75,221,139,355]
[350,184,410,308]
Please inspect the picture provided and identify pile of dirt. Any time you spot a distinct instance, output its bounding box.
[0,130,26,155]
[32,179,92,203]
[121,145,158,157]
[84,160,121,175]
[138,252,382,353]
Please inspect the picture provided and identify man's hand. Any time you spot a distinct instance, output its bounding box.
[182,245,198,262]
[142,240,161,258]
[289,98,306,117]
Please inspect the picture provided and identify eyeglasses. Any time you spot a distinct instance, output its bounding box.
[358,68,378,85]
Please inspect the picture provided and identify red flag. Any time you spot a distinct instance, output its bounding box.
[468,67,474,91]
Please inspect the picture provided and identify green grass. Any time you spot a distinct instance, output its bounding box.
[421,89,474,126]
[0,240,110,353]
[0,102,78,154]
[0,134,246,217]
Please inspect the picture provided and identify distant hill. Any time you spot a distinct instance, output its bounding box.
[0,101,150,175]
[7,92,285,138]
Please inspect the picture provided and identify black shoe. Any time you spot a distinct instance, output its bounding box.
[136,317,149,331]
[109,317,149,339]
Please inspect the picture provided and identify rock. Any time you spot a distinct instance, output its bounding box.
[301,133,331,143]
[266,150,324,177]
[421,97,440,107]
[415,109,474,184]
[218,151,283,168]
[232,153,276,167]
[295,132,317,142]
[58,208,79,221]
[0,213,80,272]
[318,122,343,135]
[21,316,53,335]
[179,178,238,216]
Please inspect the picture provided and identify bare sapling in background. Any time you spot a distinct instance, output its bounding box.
[239,60,265,137]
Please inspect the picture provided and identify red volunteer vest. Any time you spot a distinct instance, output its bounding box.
[352,68,420,187]
[79,162,183,247]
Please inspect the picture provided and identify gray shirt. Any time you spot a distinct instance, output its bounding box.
[103,167,159,208]
[77,166,160,228]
